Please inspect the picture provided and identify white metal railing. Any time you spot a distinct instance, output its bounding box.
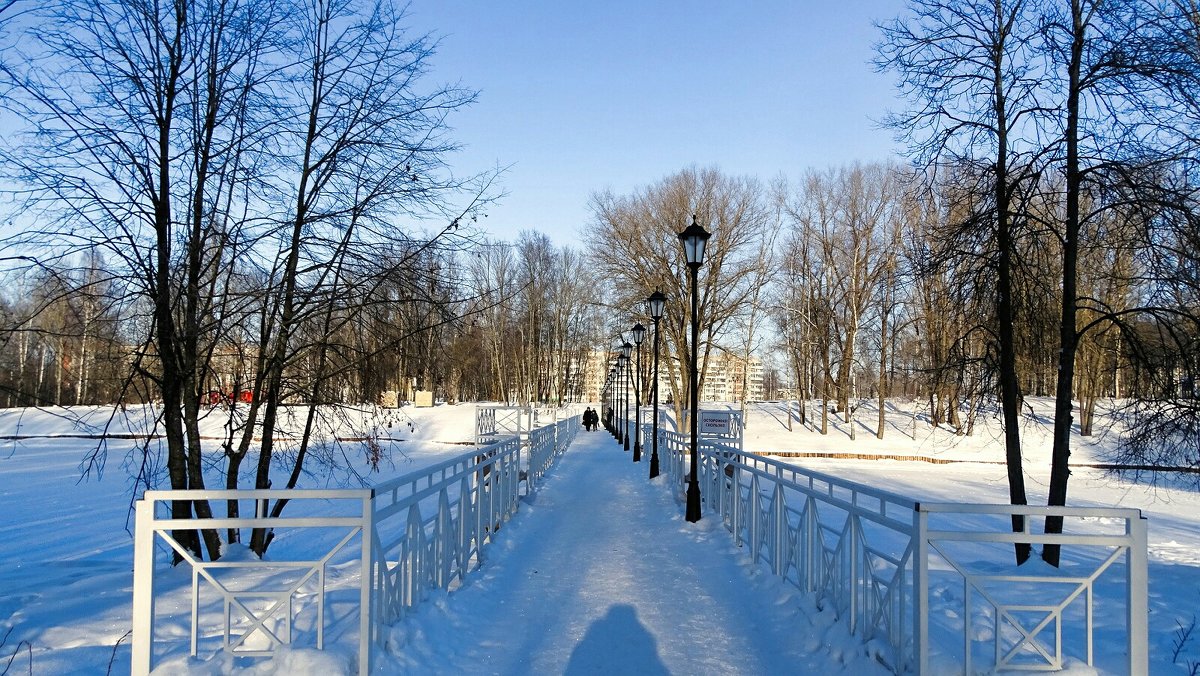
[616,408,650,452]
[371,412,579,637]
[660,428,688,486]
[131,489,374,675]
[476,404,579,448]
[475,405,580,444]
[702,440,919,672]
[133,412,581,674]
[526,415,579,493]
[475,406,497,443]
[658,429,1148,675]
[916,503,1147,674]
[532,406,566,427]
[370,434,523,636]
[475,405,532,445]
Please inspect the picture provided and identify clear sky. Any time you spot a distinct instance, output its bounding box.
[404,1,908,246]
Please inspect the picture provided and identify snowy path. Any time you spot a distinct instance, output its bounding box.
[387,429,888,675]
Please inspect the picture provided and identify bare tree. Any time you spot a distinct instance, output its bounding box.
[468,242,519,401]
[589,167,776,429]
[1,0,491,559]
[874,185,909,439]
[1035,0,1200,564]
[0,0,290,559]
[878,0,1046,563]
[795,164,902,423]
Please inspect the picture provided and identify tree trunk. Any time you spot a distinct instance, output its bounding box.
[838,324,857,422]
[877,286,891,439]
[992,0,1030,565]
[36,344,46,403]
[1044,1,1087,568]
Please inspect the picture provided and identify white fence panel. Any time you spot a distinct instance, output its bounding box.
[131,489,374,675]
[656,428,1148,675]
[701,443,919,671]
[475,406,497,443]
[527,415,580,493]
[475,405,531,445]
[916,503,1147,675]
[370,435,523,631]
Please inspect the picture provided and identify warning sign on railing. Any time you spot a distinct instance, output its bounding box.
[698,410,742,451]
[701,414,729,434]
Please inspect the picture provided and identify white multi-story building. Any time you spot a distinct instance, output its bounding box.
[698,352,764,402]
[579,349,615,403]
[579,348,763,404]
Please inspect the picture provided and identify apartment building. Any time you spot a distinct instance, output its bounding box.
[698,352,764,402]
[580,348,764,404]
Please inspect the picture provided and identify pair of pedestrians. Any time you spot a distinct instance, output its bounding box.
[582,407,600,431]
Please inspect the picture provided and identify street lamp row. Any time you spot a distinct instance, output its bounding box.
[603,216,710,523]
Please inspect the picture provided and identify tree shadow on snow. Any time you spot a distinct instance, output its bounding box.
[564,604,668,676]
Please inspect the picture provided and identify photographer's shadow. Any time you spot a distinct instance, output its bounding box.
[565,604,669,676]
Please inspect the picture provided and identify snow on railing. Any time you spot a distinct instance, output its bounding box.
[657,429,1148,674]
[133,411,581,675]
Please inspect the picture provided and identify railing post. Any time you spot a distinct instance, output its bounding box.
[772,483,786,576]
[749,474,762,554]
[435,489,452,588]
[360,492,374,675]
[804,495,818,591]
[1128,514,1148,675]
[731,464,742,547]
[457,477,471,572]
[474,463,486,565]
[848,514,859,634]
[131,497,155,676]
[914,505,928,676]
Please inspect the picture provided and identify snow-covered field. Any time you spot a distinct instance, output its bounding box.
[0,399,1197,674]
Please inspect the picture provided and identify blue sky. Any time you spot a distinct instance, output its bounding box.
[404,1,908,245]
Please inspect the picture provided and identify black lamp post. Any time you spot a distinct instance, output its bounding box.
[609,362,619,441]
[601,375,609,432]
[608,366,617,436]
[631,323,646,462]
[679,215,711,523]
[620,342,633,451]
[619,354,628,445]
[621,355,630,445]
[646,290,667,479]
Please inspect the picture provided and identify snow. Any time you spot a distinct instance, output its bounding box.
[0,399,1198,674]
